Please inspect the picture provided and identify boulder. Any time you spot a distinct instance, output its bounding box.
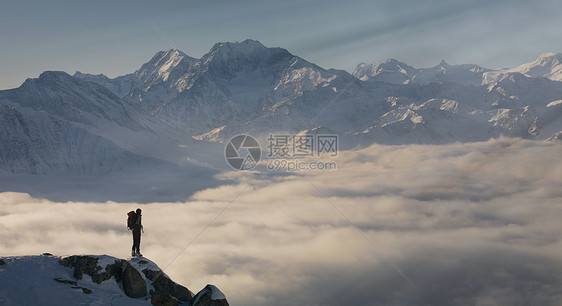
[122,261,147,298]
[0,259,5,265]
[192,285,229,306]
[142,268,163,282]
[151,273,192,303]
[151,293,179,306]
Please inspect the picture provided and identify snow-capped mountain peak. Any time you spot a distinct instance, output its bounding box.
[353,58,488,85]
[353,59,415,83]
[209,39,270,55]
[197,39,294,80]
[509,52,562,81]
[133,48,197,90]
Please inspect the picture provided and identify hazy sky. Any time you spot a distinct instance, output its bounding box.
[2,0,562,89]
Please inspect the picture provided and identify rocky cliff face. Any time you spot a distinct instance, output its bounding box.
[0,254,229,306]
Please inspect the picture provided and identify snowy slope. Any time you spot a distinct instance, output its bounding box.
[0,71,224,177]
[0,103,148,174]
[74,71,134,98]
[0,254,228,306]
[508,52,562,81]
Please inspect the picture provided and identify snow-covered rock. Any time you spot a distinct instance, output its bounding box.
[191,284,228,306]
[0,254,229,305]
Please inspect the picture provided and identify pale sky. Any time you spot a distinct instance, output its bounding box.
[2,0,562,89]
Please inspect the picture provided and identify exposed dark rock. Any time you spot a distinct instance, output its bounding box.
[82,287,92,294]
[122,261,147,298]
[55,277,91,294]
[142,268,165,282]
[71,286,92,294]
[54,278,78,286]
[0,259,5,265]
[42,253,53,256]
[151,293,179,306]
[59,255,122,284]
[192,285,229,306]
[151,274,192,303]
[110,261,124,282]
[97,261,123,283]
[60,255,99,280]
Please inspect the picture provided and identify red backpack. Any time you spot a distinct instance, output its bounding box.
[127,211,136,230]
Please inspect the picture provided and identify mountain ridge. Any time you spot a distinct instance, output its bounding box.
[2,39,562,180]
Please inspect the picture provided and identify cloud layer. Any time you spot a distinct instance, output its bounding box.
[1,138,562,305]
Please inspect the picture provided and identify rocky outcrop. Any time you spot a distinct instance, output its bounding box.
[1,254,228,304]
[54,255,228,305]
[122,261,147,298]
[59,255,122,284]
[151,293,179,306]
[149,271,193,303]
[192,285,229,306]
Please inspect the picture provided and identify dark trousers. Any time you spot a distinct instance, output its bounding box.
[132,229,141,253]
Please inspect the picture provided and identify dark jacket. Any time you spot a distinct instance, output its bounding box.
[131,213,142,231]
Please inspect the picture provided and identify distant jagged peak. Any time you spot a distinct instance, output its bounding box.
[196,39,296,79]
[133,48,197,89]
[209,39,270,54]
[436,59,449,68]
[353,58,416,82]
[151,48,192,63]
[20,71,113,94]
[36,70,75,82]
[509,52,562,81]
[533,52,562,68]
[18,71,109,94]
[203,39,292,61]
[384,58,408,65]
[73,71,109,79]
[536,52,562,63]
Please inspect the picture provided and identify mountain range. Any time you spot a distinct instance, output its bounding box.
[1,39,562,178]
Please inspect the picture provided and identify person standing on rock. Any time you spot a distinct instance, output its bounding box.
[130,208,143,257]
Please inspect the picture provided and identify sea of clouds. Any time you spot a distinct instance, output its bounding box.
[1,137,562,305]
